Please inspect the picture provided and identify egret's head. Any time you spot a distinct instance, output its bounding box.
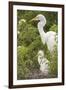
[31,14,46,26]
[38,50,44,58]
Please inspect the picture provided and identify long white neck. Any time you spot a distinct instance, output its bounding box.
[38,21,46,45]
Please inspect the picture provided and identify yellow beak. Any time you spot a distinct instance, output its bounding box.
[30,17,38,22]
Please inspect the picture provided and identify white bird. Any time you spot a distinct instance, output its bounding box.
[31,14,57,53]
[38,50,50,76]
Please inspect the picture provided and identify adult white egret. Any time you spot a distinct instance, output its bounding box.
[38,50,50,76]
[31,14,57,52]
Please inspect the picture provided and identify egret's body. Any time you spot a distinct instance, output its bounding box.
[32,14,57,52]
[38,50,50,76]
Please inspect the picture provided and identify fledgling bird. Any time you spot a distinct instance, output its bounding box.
[38,50,50,76]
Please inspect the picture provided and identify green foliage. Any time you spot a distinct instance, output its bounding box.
[49,24,58,33]
[17,10,58,79]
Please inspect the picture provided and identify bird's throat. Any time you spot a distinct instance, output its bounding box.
[38,22,46,44]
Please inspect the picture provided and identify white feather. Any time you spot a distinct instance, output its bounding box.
[33,14,57,53]
[38,50,50,76]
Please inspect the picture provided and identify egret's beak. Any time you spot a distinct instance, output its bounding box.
[30,17,38,22]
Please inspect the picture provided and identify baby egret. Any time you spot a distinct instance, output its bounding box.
[31,14,57,52]
[38,50,50,76]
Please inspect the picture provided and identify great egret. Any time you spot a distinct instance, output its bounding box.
[38,50,50,76]
[31,14,57,52]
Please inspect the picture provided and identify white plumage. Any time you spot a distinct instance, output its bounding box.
[38,50,50,76]
[31,14,57,52]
